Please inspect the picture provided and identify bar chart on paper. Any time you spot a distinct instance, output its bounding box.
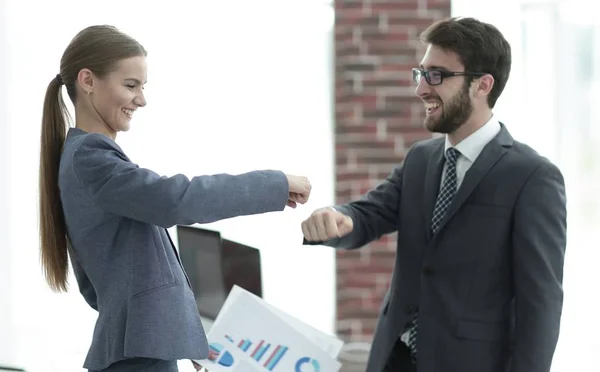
[201,286,340,372]
[225,334,289,371]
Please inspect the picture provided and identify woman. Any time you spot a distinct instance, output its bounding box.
[39,25,311,372]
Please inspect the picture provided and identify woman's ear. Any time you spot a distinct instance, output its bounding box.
[77,68,95,95]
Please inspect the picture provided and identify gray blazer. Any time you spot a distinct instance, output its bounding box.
[59,128,289,370]
[310,124,566,372]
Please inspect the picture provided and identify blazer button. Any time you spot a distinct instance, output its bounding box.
[422,266,435,276]
[404,304,415,313]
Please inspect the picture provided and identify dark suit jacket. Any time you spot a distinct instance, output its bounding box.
[59,128,289,370]
[310,124,566,372]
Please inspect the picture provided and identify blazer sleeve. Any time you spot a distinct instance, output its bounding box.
[304,162,403,250]
[510,160,567,372]
[72,133,289,228]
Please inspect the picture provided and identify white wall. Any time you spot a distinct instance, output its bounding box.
[1,1,335,370]
[451,0,532,151]
[0,0,16,366]
[451,1,600,371]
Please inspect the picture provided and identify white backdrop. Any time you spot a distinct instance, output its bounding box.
[452,0,600,371]
[0,0,16,365]
[0,1,336,370]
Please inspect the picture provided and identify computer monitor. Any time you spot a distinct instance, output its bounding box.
[0,365,26,371]
[221,238,263,299]
[176,225,263,320]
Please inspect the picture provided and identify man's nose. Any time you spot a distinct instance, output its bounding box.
[414,76,431,98]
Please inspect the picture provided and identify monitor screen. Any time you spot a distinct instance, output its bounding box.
[176,225,263,320]
[221,238,262,299]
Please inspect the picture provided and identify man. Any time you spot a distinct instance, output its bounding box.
[302,17,566,372]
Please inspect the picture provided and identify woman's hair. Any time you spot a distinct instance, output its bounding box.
[39,25,146,291]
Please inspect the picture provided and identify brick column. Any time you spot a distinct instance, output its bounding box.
[334,0,451,349]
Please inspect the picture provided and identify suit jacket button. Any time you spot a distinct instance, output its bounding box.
[404,304,414,313]
[422,266,435,276]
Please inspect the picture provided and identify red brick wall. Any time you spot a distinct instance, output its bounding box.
[334,0,451,346]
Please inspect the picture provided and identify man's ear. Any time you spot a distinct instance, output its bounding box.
[475,73,495,98]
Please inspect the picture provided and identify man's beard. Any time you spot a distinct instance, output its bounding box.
[424,81,473,134]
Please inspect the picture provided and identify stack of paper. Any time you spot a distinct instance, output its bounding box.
[194,285,344,372]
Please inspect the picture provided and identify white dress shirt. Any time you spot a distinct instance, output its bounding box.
[441,116,502,188]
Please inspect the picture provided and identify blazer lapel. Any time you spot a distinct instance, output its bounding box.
[434,123,514,234]
[423,140,445,239]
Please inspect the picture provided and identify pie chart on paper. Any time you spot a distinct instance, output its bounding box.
[295,356,320,372]
[207,342,235,367]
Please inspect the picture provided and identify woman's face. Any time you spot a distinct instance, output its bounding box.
[87,56,148,133]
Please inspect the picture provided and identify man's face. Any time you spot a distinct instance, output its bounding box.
[414,44,474,134]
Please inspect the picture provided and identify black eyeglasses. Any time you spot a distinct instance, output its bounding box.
[412,68,487,86]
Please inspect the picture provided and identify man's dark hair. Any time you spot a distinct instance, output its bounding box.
[420,17,511,108]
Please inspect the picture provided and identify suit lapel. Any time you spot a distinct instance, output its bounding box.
[433,124,514,234]
[423,140,445,239]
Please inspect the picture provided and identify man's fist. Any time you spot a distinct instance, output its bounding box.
[301,207,353,242]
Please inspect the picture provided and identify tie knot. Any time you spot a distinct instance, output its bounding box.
[445,147,460,164]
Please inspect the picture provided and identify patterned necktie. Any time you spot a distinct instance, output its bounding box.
[407,147,460,361]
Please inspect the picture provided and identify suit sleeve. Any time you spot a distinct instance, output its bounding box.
[304,162,403,250]
[72,134,289,228]
[510,160,567,372]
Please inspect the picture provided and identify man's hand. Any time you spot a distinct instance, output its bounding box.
[301,207,353,241]
[285,175,311,208]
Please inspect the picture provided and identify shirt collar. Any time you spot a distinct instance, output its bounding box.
[444,115,501,163]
